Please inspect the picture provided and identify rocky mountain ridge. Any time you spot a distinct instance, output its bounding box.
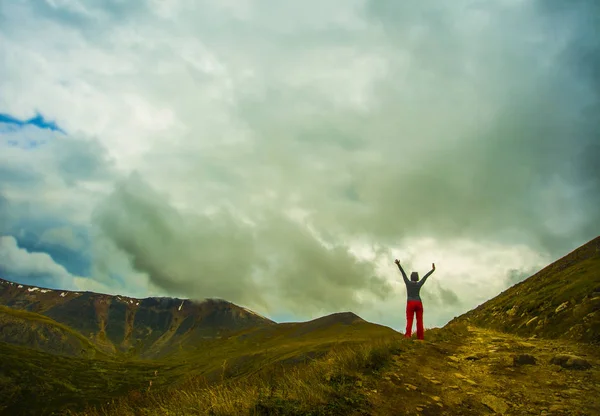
[0,278,275,357]
[451,236,600,345]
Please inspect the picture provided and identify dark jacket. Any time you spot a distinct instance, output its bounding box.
[397,264,434,301]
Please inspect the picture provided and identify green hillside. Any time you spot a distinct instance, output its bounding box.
[0,306,107,358]
[0,309,400,415]
[0,342,169,416]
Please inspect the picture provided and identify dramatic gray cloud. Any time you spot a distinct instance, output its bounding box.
[0,126,116,226]
[93,172,392,316]
[1,0,598,328]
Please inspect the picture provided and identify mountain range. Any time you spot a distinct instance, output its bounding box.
[0,281,277,358]
[1,235,599,415]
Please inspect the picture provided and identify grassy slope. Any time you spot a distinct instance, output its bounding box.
[0,311,401,416]
[0,306,108,358]
[0,342,171,416]
[452,236,600,344]
[172,318,401,382]
[69,324,471,416]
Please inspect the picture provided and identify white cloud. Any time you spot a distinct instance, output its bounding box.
[0,0,598,327]
[0,235,75,287]
[38,226,85,251]
[0,234,141,296]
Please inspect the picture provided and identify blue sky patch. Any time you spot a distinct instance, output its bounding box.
[0,112,65,133]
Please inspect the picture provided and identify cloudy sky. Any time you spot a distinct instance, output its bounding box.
[0,0,598,330]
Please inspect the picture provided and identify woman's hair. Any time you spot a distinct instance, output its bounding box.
[410,272,419,281]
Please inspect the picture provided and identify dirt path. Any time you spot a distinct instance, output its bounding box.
[366,326,600,415]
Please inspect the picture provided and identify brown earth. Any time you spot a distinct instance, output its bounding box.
[365,324,600,415]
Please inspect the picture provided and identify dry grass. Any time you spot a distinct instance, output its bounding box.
[70,335,408,416]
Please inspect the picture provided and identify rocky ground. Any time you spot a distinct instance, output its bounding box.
[364,325,600,415]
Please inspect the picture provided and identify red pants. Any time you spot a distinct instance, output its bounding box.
[405,300,424,339]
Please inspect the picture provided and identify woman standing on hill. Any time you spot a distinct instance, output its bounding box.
[395,259,435,340]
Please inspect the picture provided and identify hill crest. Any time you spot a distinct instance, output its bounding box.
[452,236,600,344]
